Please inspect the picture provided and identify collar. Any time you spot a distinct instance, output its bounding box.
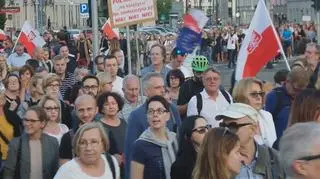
[201,89,220,99]
[150,64,166,74]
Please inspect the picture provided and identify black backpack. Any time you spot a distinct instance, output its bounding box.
[196,89,231,115]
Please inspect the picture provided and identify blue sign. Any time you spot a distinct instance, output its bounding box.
[80,3,89,13]
[80,3,89,18]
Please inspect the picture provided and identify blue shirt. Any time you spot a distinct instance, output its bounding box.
[282,29,292,41]
[7,52,31,67]
[132,140,165,179]
[141,65,171,85]
[124,102,181,179]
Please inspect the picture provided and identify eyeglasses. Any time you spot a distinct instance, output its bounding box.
[297,154,320,161]
[249,91,265,98]
[222,127,231,136]
[23,118,41,123]
[147,108,168,116]
[83,85,99,91]
[219,122,253,132]
[47,83,60,88]
[44,106,59,112]
[192,124,212,134]
[79,139,101,149]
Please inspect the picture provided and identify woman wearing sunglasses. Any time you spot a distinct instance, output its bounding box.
[232,78,277,147]
[171,115,210,179]
[193,127,242,179]
[130,95,178,179]
[2,106,59,179]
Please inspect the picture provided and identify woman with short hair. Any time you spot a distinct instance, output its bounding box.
[193,127,241,179]
[54,122,120,179]
[232,77,277,147]
[130,95,178,179]
[3,106,59,179]
[165,69,185,104]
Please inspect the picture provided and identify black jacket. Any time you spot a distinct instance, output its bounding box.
[170,146,197,179]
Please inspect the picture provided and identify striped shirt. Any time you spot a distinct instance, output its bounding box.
[60,72,76,100]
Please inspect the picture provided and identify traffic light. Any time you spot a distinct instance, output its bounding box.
[311,0,320,12]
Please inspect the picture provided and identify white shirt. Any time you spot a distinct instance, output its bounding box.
[54,154,120,179]
[166,64,193,79]
[254,110,277,147]
[7,52,31,67]
[44,124,69,145]
[112,76,124,97]
[187,90,232,127]
[227,34,238,50]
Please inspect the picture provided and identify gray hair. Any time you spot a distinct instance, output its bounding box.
[306,42,320,54]
[123,74,139,88]
[72,122,109,157]
[142,72,163,90]
[74,67,89,81]
[279,122,320,178]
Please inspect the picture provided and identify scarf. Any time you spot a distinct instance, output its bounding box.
[138,127,178,179]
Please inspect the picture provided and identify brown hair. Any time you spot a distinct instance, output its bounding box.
[288,89,320,126]
[38,95,61,123]
[43,73,61,89]
[232,77,264,104]
[19,64,34,77]
[286,68,310,88]
[193,127,239,179]
[26,105,49,123]
[151,44,166,63]
[108,39,120,51]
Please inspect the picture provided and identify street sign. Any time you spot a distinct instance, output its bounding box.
[80,3,89,18]
[108,0,157,27]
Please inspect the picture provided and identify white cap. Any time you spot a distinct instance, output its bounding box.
[215,103,259,122]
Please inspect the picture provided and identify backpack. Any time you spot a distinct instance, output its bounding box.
[270,87,292,120]
[196,89,231,115]
[69,129,116,179]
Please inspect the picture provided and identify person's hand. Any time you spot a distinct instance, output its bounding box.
[9,100,18,111]
[114,154,124,166]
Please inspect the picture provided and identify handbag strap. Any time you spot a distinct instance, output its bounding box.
[0,130,9,144]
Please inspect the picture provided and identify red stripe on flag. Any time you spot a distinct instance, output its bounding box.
[18,32,36,55]
[242,26,279,78]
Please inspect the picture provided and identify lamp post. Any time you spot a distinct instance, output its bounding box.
[236,12,240,26]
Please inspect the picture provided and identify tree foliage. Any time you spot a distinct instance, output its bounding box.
[156,0,172,21]
[0,0,6,29]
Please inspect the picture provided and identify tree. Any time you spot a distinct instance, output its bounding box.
[0,0,6,30]
[311,0,320,12]
[157,0,172,22]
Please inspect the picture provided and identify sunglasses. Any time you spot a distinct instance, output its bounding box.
[297,154,320,161]
[192,124,212,134]
[219,122,253,132]
[249,91,265,98]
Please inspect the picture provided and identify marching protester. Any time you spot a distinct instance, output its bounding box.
[2,106,59,179]
[165,69,185,104]
[171,115,210,179]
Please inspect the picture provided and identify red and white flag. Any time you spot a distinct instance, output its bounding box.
[235,0,282,81]
[0,29,6,41]
[17,21,45,55]
[102,18,119,40]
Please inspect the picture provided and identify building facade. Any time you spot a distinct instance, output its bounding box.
[286,0,316,23]
[4,0,88,32]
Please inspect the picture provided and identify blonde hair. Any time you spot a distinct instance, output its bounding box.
[72,122,109,157]
[38,95,61,123]
[232,77,263,104]
[96,72,113,89]
[43,73,61,89]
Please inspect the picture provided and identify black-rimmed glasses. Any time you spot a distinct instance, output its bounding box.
[192,124,212,134]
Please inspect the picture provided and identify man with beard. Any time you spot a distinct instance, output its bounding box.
[81,75,100,98]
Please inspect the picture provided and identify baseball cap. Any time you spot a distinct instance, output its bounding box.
[215,103,259,122]
[171,47,186,57]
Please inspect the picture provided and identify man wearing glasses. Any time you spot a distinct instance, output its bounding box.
[265,68,309,149]
[216,103,285,179]
[280,122,320,179]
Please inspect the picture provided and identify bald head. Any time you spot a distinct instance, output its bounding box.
[74,94,98,124]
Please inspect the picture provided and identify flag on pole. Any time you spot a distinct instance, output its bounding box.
[235,0,282,81]
[17,21,45,55]
[0,29,6,41]
[102,18,119,40]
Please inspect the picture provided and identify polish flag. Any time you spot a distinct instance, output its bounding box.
[102,18,119,40]
[0,29,6,41]
[17,21,45,55]
[235,0,282,81]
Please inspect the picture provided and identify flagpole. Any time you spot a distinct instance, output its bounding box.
[261,0,291,71]
[11,24,24,55]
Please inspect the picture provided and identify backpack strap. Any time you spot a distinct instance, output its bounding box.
[196,93,202,115]
[220,89,231,104]
[105,153,116,179]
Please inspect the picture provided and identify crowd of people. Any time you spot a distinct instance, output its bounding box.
[0,22,319,179]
